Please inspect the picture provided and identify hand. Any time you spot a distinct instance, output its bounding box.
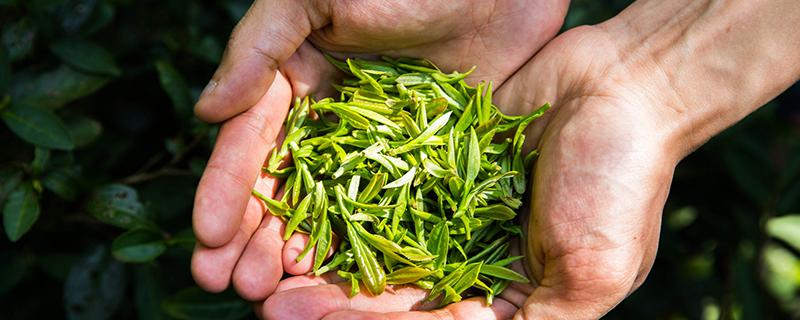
[259,0,800,318]
[191,0,570,302]
[258,24,674,320]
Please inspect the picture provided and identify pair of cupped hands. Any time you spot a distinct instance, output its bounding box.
[190,1,688,319]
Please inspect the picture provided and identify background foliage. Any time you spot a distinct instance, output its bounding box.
[0,0,798,319]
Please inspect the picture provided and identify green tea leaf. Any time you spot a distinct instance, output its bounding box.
[1,103,74,150]
[111,228,167,263]
[163,287,251,320]
[64,246,126,320]
[3,183,39,242]
[51,38,120,76]
[479,264,529,283]
[284,193,312,240]
[384,166,417,189]
[155,59,193,120]
[767,214,800,251]
[347,222,386,295]
[86,184,150,229]
[10,65,109,109]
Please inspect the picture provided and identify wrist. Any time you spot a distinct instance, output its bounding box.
[600,0,800,156]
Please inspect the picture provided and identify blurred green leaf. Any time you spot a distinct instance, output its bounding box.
[10,65,109,109]
[64,246,125,320]
[1,103,75,150]
[54,0,100,33]
[86,184,150,229]
[80,2,114,35]
[767,214,800,251]
[0,167,23,205]
[63,114,102,148]
[42,165,80,201]
[37,252,80,281]
[723,141,773,205]
[134,264,169,320]
[2,19,35,62]
[141,176,196,223]
[167,228,195,250]
[188,36,223,64]
[51,38,121,76]
[31,147,50,176]
[667,206,698,230]
[0,46,9,94]
[762,244,800,305]
[0,251,29,294]
[3,183,40,242]
[112,228,167,263]
[163,287,250,320]
[155,60,193,120]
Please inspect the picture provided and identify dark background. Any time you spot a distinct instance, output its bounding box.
[1,0,798,319]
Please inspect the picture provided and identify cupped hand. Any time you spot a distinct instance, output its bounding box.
[191,0,570,302]
[259,24,689,320]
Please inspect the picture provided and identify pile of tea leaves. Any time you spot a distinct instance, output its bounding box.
[253,56,548,305]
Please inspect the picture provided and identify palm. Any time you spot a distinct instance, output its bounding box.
[261,26,679,319]
[287,0,569,95]
[191,0,570,304]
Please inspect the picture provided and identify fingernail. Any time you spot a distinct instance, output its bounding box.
[200,79,218,97]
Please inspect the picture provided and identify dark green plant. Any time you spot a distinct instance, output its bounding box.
[0,0,797,319]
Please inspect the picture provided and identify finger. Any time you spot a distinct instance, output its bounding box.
[282,231,338,276]
[231,212,285,300]
[193,71,292,248]
[262,283,435,320]
[191,196,264,292]
[194,0,329,122]
[230,165,288,300]
[321,297,518,320]
[192,172,281,293]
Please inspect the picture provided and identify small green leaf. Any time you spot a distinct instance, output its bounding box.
[86,184,150,229]
[0,168,23,204]
[0,251,29,294]
[10,65,109,109]
[479,264,529,283]
[133,264,169,320]
[63,114,102,148]
[51,38,120,76]
[1,103,74,150]
[386,266,435,284]
[767,214,800,251]
[465,127,480,189]
[348,222,386,295]
[111,228,167,263]
[163,287,251,320]
[155,59,193,120]
[313,217,332,272]
[3,183,39,242]
[474,204,516,221]
[384,166,417,189]
[31,147,49,176]
[2,19,35,62]
[284,193,312,240]
[42,165,80,201]
[392,112,452,155]
[0,45,9,93]
[64,246,126,320]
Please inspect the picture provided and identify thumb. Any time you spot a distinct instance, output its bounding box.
[194,0,330,122]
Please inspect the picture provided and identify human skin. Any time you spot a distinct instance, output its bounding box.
[190,0,570,302]
[257,0,800,319]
